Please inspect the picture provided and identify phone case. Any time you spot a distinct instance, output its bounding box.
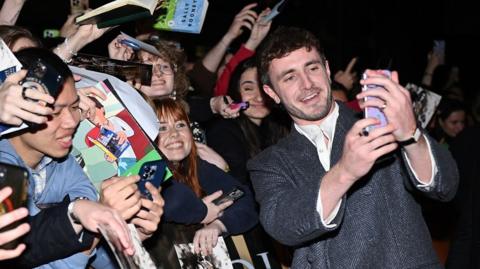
[137,160,167,200]
[228,102,250,110]
[213,187,245,205]
[0,162,29,249]
[362,70,390,133]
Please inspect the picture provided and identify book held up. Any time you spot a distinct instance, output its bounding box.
[75,0,159,28]
[153,0,209,34]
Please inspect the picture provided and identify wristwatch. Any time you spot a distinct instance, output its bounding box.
[67,197,89,224]
[398,128,422,147]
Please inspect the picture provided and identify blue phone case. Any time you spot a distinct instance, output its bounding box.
[137,160,167,200]
[119,39,140,50]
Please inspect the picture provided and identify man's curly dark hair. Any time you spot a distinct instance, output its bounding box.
[257,26,326,88]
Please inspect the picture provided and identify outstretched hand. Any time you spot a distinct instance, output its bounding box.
[131,183,164,241]
[224,3,258,42]
[73,199,135,255]
[357,70,417,141]
[245,8,273,51]
[108,34,135,61]
[334,57,358,90]
[0,187,30,261]
[193,220,226,256]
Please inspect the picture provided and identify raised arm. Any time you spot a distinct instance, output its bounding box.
[0,0,25,25]
[201,3,258,73]
[54,24,109,63]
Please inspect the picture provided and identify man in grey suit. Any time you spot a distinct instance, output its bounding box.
[248,26,458,268]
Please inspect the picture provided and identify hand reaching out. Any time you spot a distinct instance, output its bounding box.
[334,57,358,91]
[131,183,164,241]
[77,86,107,121]
[60,14,79,38]
[0,187,30,261]
[210,95,241,119]
[193,220,226,256]
[195,142,229,172]
[108,34,135,61]
[245,8,273,51]
[100,175,142,220]
[224,3,258,42]
[72,199,135,255]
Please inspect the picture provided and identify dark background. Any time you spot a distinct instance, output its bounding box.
[11,0,480,99]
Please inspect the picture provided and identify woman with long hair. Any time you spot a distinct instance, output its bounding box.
[207,58,290,185]
[145,98,257,267]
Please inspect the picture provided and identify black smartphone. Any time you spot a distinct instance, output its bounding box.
[21,58,65,100]
[137,160,167,200]
[213,187,245,206]
[0,162,29,249]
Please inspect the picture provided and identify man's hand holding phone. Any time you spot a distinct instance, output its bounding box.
[357,69,417,142]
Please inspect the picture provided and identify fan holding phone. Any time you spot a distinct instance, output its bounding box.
[149,99,257,257]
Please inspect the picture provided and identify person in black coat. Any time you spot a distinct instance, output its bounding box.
[446,126,480,268]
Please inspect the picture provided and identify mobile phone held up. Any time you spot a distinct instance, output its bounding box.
[362,70,390,133]
[137,160,167,200]
[0,162,29,249]
[213,187,245,206]
[228,101,249,111]
[20,58,65,127]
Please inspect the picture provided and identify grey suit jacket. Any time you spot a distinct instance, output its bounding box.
[247,104,458,269]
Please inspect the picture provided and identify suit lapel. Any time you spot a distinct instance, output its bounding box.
[330,103,357,166]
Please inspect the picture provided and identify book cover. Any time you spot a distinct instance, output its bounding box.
[0,38,28,137]
[405,83,442,129]
[72,79,171,190]
[174,237,233,269]
[153,0,209,34]
[71,53,153,86]
[75,0,159,28]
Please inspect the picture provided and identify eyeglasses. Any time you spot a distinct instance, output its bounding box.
[153,63,176,75]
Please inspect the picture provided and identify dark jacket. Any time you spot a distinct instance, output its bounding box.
[161,158,258,235]
[248,103,459,268]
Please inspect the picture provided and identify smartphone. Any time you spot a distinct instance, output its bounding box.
[20,58,65,127]
[0,162,29,249]
[119,39,141,50]
[137,160,167,200]
[260,0,289,23]
[228,101,249,111]
[433,40,445,55]
[362,70,390,133]
[21,58,64,101]
[213,187,245,206]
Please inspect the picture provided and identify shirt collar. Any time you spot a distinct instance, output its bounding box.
[294,101,339,144]
[35,156,53,172]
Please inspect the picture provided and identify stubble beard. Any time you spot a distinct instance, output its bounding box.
[284,87,333,122]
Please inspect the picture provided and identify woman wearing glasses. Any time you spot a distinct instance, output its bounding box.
[108,35,241,123]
